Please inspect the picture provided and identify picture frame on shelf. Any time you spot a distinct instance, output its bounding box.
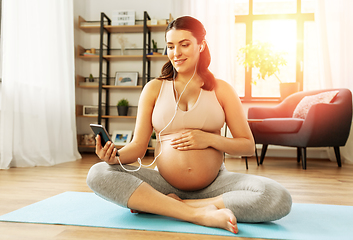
[115,71,138,86]
[112,130,132,146]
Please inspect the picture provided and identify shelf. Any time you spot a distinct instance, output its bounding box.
[103,85,142,89]
[104,55,143,61]
[78,145,96,148]
[102,115,137,119]
[78,145,155,151]
[78,55,99,61]
[147,55,168,60]
[105,25,144,33]
[77,115,99,118]
[76,51,169,62]
[76,114,137,119]
[79,16,168,34]
[76,12,166,136]
[77,85,143,90]
[77,85,99,89]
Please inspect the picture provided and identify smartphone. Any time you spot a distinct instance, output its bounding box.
[90,124,119,156]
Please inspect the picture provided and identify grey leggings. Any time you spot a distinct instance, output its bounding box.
[86,162,292,223]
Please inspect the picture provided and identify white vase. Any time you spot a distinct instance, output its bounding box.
[150,139,157,148]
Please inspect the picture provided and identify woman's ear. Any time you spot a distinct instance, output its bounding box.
[199,40,206,52]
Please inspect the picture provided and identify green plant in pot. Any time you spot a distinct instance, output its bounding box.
[238,41,300,99]
[152,39,158,53]
[89,73,94,82]
[117,98,129,116]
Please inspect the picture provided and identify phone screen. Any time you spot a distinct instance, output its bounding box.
[90,124,112,146]
[90,124,120,156]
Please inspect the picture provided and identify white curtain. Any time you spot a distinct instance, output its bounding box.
[172,0,236,85]
[0,0,81,169]
[316,0,353,164]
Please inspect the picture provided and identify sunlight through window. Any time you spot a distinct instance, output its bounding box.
[234,0,315,100]
[252,20,297,97]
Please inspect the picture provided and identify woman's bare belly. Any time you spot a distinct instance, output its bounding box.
[155,134,223,191]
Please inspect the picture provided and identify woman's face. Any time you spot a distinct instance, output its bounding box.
[166,29,201,75]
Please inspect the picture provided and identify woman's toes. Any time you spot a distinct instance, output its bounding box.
[228,217,238,233]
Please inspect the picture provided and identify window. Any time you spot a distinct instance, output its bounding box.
[234,0,315,101]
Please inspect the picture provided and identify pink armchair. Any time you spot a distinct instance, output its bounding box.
[248,88,352,169]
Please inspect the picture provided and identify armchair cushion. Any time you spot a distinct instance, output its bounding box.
[256,118,304,133]
[292,90,339,119]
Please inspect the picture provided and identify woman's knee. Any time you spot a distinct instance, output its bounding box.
[223,176,292,222]
[86,162,109,191]
[261,179,292,221]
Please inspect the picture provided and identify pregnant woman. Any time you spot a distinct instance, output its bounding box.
[87,16,292,234]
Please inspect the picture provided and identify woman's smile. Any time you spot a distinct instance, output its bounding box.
[174,58,187,65]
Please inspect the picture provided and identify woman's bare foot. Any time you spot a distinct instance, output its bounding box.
[131,193,237,233]
[194,205,238,234]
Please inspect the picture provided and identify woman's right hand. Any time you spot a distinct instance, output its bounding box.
[95,135,119,164]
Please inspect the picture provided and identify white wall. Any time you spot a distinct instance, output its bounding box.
[83,0,172,21]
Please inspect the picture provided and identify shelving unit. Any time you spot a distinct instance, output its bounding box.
[76,12,169,150]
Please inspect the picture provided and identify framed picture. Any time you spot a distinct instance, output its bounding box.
[112,130,132,146]
[115,71,138,86]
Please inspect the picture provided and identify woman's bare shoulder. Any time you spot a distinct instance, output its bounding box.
[214,79,234,91]
[214,79,239,104]
[141,79,163,95]
[138,79,164,106]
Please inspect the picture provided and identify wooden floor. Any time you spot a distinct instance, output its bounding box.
[1,153,353,240]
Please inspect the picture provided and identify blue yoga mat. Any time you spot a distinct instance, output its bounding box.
[0,192,351,240]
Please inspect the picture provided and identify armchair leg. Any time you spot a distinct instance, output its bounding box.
[297,147,301,163]
[244,157,248,170]
[255,146,259,166]
[334,146,342,167]
[300,147,307,170]
[260,145,268,165]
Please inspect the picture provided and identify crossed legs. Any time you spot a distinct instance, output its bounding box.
[87,162,292,234]
[128,182,238,233]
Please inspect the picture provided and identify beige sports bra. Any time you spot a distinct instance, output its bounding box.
[152,80,225,138]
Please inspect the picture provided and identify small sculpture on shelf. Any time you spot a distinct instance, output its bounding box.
[80,134,95,146]
[117,34,128,55]
[117,98,129,116]
[83,49,97,56]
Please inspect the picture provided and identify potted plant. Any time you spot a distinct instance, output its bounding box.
[117,98,129,116]
[238,41,300,99]
[88,73,94,82]
[152,39,158,53]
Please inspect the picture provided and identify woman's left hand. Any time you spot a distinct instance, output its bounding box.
[171,130,210,151]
